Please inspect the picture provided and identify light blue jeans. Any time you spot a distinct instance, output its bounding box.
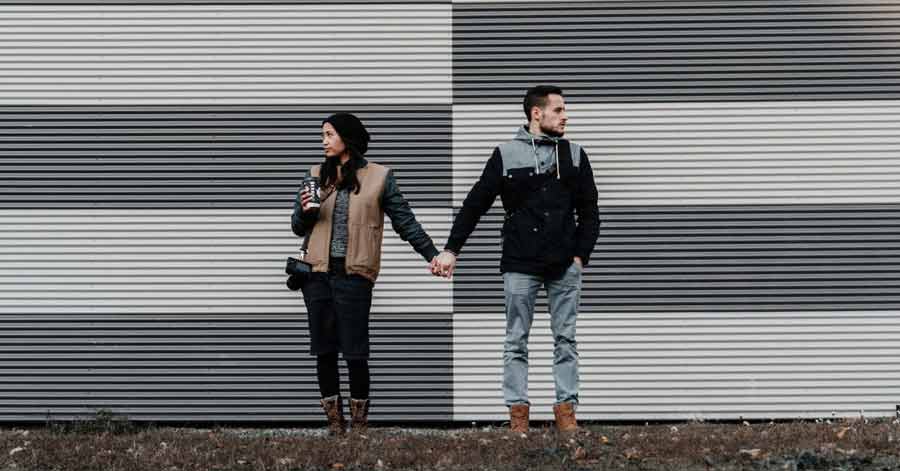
[502,262,582,407]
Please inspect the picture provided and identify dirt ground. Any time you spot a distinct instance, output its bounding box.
[2,417,899,470]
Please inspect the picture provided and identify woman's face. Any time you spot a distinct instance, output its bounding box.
[322,122,347,159]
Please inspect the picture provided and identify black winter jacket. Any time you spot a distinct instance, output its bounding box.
[445,129,600,279]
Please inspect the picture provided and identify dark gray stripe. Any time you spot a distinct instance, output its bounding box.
[4,1,446,3]
[0,105,451,209]
[454,204,900,312]
[0,313,452,422]
[454,1,900,103]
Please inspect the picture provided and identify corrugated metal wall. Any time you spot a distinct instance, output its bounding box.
[452,1,900,421]
[0,5,453,422]
[2,1,900,423]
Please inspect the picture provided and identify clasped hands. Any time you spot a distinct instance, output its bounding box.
[429,251,457,278]
[428,253,583,279]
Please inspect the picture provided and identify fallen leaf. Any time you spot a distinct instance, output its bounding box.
[332,463,345,470]
[836,427,851,440]
[739,448,764,459]
[573,447,586,460]
[8,447,24,456]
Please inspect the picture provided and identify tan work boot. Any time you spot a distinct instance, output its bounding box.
[349,398,370,433]
[553,401,578,433]
[509,403,530,433]
[320,395,346,436]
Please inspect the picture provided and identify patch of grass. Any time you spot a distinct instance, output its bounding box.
[0,418,897,470]
[45,408,142,436]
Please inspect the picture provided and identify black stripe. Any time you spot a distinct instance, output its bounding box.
[454,204,900,312]
[0,312,453,422]
[0,105,451,209]
[453,1,900,103]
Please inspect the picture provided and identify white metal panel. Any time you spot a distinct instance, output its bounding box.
[453,101,900,206]
[453,310,900,420]
[0,4,451,105]
[0,209,451,313]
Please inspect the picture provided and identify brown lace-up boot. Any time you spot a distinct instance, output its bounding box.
[553,401,578,433]
[509,403,530,433]
[349,398,370,433]
[320,395,346,436]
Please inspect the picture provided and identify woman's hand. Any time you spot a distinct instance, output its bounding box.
[300,189,317,212]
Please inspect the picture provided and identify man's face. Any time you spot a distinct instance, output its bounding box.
[536,94,567,137]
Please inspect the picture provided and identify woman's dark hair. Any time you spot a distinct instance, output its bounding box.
[319,113,370,194]
[319,147,363,194]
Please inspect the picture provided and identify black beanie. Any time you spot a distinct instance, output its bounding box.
[323,113,370,155]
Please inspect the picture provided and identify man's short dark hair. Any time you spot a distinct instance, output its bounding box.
[523,85,564,121]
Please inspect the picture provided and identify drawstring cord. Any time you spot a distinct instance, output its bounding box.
[555,142,560,179]
[531,136,561,180]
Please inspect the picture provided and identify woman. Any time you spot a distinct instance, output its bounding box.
[291,113,439,435]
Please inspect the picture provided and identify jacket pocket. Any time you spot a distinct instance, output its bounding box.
[347,222,383,271]
[304,222,328,266]
[505,167,540,193]
[502,211,540,262]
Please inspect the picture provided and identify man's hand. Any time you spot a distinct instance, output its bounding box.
[573,256,583,269]
[431,251,457,278]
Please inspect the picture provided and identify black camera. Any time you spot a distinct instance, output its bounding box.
[285,256,313,291]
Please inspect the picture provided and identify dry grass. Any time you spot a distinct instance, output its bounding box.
[1,415,899,470]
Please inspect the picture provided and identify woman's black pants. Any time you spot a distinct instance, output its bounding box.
[301,257,373,399]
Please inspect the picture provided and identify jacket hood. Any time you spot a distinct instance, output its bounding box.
[514,125,561,145]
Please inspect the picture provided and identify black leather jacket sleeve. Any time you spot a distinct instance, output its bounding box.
[291,168,319,237]
[381,170,440,262]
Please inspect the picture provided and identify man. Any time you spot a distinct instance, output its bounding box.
[433,85,600,433]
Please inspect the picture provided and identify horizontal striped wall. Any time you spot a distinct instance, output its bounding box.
[4,0,900,423]
[0,105,454,421]
[453,102,900,206]
[0,0,454,421]
[0,209,451,422]
[453,1,900,103]
[451,1,900,421]
[0,106,451,208]
[0,4,451,105]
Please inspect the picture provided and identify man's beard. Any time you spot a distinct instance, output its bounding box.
[540,123,564,138]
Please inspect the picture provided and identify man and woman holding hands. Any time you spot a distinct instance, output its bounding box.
[292,85,600,435]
